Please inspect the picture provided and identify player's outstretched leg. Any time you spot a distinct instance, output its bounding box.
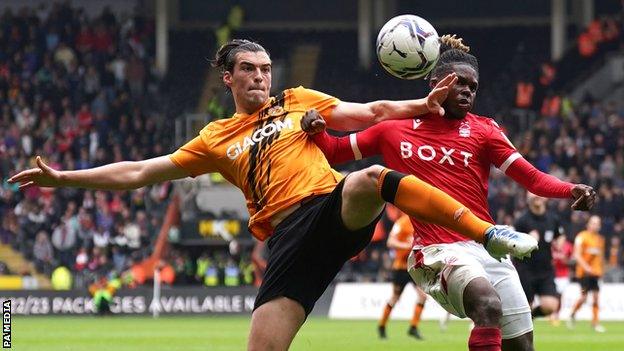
[340,165,537,259]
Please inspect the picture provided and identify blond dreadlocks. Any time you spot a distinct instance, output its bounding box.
[431,34,478,79]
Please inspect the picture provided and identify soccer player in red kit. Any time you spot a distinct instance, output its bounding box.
[301,35,596,351]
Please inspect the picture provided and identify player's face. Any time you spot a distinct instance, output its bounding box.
[224,51,272,114]
[441,64,478,120]
[587,216,601,232]
[527,194,547,215]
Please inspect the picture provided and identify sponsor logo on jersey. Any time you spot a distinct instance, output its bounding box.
[399,142,473,167]
[226,118,294,160]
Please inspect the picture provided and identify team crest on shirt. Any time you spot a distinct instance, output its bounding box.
[267,106,285,117]
[459,121,470,137]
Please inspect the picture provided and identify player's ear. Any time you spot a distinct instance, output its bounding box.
[223,71,232,88]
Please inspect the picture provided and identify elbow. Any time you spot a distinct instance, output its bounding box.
[121,161,149,190]
[370,101,391,123]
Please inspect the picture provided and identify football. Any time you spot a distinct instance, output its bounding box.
[376,14,440,79]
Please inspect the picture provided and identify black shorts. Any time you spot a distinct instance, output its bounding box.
[579,276,600,292]
[253,179,381,316]
[391,269,412,292]
[516,268,558,304]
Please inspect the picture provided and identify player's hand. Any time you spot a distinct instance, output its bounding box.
[8,156,65,190]
[571,184,597,211]
[426,72,457,116]
[301,109,327,135]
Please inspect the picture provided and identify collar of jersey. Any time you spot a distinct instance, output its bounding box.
[233,97,275,119]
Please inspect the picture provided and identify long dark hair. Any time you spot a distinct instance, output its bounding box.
[211,39,270,75]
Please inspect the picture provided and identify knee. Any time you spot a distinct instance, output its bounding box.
[468,294,503,326]
[579,293,588,303]
[363,164,386,180]
[344,165,385,197]
[541,297,559,315]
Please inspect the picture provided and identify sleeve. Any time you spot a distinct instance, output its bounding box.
[504,157,574,198]
[485,119,573,198]
[169,128,220,177]
[310,122,385,165]
[485,119,520,171]
[291,86,341,121]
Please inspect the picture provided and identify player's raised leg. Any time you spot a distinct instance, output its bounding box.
[340,165,537,259]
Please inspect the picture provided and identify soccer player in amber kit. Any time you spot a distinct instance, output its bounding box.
[377,213,428,340]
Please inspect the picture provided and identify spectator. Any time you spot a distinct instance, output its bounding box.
[75,247,89,272]
[605,235,623,282]
[33,230,54,274]
[51,204,77,267]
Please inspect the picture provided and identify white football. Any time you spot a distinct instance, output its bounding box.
[376,14,440,79]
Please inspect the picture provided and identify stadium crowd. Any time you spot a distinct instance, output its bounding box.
[0,2,179,287]
[0,2,622,290]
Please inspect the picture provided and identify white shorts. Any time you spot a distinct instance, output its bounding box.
[407,240,532,339]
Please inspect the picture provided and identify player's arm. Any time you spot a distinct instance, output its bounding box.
[486,122,596,210]
[326,73,457,131]
[8,155,189,191]
[301,109,383,165]
[505,158,596,210]
[573,235,594,275]
[387,221,413,250]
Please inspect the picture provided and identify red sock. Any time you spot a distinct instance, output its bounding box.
[468,327,502,351]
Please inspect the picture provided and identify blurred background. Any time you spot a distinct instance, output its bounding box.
[0,0,622,319]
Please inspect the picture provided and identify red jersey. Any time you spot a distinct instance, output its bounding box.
[552,239,573,278]
[317,113,522,246]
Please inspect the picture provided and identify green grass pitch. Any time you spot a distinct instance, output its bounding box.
[12,316,624,350]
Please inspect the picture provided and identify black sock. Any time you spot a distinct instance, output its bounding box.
[380,170,406,203]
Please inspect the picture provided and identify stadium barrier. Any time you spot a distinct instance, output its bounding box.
[0,286,335,316]
[4,282,622,320]
[328,282,624,321]
[0,287,258,315]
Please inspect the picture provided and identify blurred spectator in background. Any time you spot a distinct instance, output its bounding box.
[33,230,54,275]
[605,235,623,282]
